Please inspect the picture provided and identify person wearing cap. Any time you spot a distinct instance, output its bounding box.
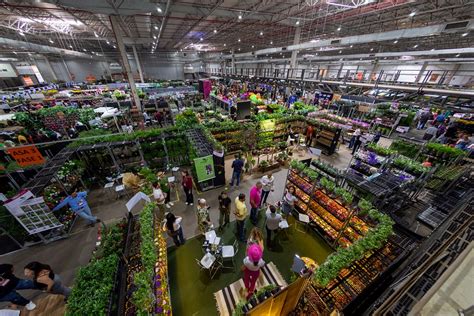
[196,199,212,234]
[234,193,248,242]
[242,244,265,299]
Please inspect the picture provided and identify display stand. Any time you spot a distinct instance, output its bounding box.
[285,167,371,248]
[312,126,341,155]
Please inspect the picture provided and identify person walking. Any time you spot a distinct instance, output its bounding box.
[23,262,71,298]
[242,244,265,300]
[305,124,314,146]
[260,172,274,207]
[282,186,297,217]
[423,123,438,141]
[352,134,362,155]
[196,199,212,234]
[151,182,166,214]
[0,263,37,310]
[181,170,194,205]
[417,110,431,130]
[249,181,263,225]
[163,212,185,246]
[52,189,100,227]
[158,174,173,209]
[265,205,282,249]
[218,191,231,230]
[230,154,244,187]
[372,130,382,144]
[348,128,361,149]
[234,193,248,242]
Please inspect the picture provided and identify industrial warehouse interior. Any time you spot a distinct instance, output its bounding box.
[0,0,473,315]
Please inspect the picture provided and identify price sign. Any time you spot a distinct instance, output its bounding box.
[8,145,45,167]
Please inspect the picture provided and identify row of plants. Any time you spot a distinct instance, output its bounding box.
[313,209,394,287]
[366,143,396,157]
[425,142,465,159]
[389,140,421,159]
[233,284,279,315]
[66,221,127,315]
[392,155,429,175]
[132,202,158,315]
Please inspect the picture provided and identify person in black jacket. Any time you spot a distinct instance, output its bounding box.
[0,264,37,310]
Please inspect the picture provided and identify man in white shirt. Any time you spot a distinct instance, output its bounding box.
[260,172,275,207]
[265,205,282,248]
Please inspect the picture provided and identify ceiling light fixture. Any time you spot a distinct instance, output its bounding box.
[337,26,341,31]
[409,12,416,17]
[49,39,54,44]
[413,44,418,48]
[461,32,468,37]
[224,43,226,46]
[238,38,241,42]
[106,40,110,44]
[370,48,374,51]
[238,14,242,20]
[251,45,254,48]
[19,31,25,36]
[113,45,116,48]
[157,7,162,13]
[338,50,342,53]
[296,20,300,25]
[214,29,217,33]
[154,25,158,30]
[94,32,99,38]
[200,37,203,41]
[455,54,460,57]
[431,48,435,51]
[260,31,263,36]
[393,40,398,44]
[83,48,87,52]
[270,41,273,44]
[153,35,157,39]
[238,48,241,51]
[350,45,353,48]
[69,45,73,48]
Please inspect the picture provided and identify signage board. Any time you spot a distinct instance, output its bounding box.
[8,145,45,167]
[194,155,215,182]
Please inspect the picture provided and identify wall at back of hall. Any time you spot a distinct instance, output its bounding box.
[34,58,110,82]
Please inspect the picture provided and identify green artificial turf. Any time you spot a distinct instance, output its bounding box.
[167,215,333,316]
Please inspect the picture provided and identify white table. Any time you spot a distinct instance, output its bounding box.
[279,220,289,229]
[115,184,126,199]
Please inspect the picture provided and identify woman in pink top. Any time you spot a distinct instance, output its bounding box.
[242,244,265,299]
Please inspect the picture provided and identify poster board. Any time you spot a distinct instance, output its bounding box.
[126,192,151,212]
[7,145,45,167]
[194,155,215,182]
[4,191,62,235]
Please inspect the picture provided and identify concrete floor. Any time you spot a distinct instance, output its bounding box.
[0,140,367,311]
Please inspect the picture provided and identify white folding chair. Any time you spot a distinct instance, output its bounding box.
[296,213,310,233]
[197,253,220,279]
[205,230,221,245]
[221,240,239,270]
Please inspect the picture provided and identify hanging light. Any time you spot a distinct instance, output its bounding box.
[270,41,273,44]
[238,14,242,20]
[296,20,300,25]
[260,31,263,36]
[94,32,99,38]
[337,26,341,31]
[413,44,418,48]
[157,7,163,13]
[393,40,398,44]
[49,39,54,44]
[19,31,25,36]
[213,29,217,33]
[409,12,416,17]
[154,25,158,30]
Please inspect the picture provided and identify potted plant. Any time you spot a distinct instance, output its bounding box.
[258,160,269,171]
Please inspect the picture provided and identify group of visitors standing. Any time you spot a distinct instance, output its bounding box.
[0,262,70,311]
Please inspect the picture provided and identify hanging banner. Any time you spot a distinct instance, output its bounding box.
[7,145,45,167]
[194,155,215,182]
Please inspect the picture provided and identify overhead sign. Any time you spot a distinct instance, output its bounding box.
[8,145,45,167]
[194,155,215,182]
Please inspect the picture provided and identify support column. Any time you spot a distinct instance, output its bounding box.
[61,57,73,81]
[132,45,145,83]
[109,15,142,112]
[231,49,235,74]
[415,61,428,84]
[290,26,301,70]
[43,56,57,81]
